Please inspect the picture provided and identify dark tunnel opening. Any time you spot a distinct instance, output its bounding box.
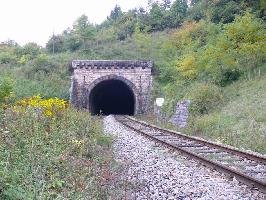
[89,79,135,115]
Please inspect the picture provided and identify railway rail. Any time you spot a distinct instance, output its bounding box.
[114,115,266,194]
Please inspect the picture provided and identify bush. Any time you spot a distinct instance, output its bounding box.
[46,35,66,53]
[186,83,223,115]
[224,12,266,73]
[15,95,68,117]
[18,42,42,59]
[32,54,55,73]
[215,68,242,86]
[0,78,13,105]
[0,52,17,64]
[18,54,31,65]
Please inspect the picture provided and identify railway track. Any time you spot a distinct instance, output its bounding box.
[114,115,266,194]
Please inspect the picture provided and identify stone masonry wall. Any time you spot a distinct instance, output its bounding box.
[170,100,191,128]
[154,100,191,128]
[70,60,153,114]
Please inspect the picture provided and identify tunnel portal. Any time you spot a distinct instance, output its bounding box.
[89,79,135,115]
[70,60,153,115]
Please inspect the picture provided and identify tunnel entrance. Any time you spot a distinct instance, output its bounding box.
[89,79,135,115]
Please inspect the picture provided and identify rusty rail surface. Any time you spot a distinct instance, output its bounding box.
[114,115,266,194]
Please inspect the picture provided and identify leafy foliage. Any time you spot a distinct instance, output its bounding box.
[108,5,123,21]
[18,42,42,59]
[0,78,13,106]
[15,95,68,117]
[0,52,17,64]
[186,83,223,115]
[168,12,266,86]
[224,12,266,72]
[149,3,165,31]
[73,15,96,45]
[169,0,188,27]
[46,35,66,53]
[41,0,265,53]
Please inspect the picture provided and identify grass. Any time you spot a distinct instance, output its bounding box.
[0,107,117,199]
[210,74,266,153]
[140,74,266,154]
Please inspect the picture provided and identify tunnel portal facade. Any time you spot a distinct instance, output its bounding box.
[70,60,153,115]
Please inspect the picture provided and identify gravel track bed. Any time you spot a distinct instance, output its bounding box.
[104,115,265,200]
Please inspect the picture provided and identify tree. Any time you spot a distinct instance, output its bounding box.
[260,0,266,18]
[109,5,123,21]
[187,0,207,21]
[115,10,137,40]
[0,39,18,47]
[161,12,174,29]
[65,35,82,52]
[73,15,96,48]
[169,0,188,27]
[19,43,42,59]
[46,35,66,53]
[161,0,172,10]
[136,7,149,31]
[190,0,200,6]
[210,0,241,24]
[0,52,17,64]
[149,2,164,31]
[224,12,266,73]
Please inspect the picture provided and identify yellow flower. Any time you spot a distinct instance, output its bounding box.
[44,109,53,117]
[72,139,85,145]
[13,95,68,118]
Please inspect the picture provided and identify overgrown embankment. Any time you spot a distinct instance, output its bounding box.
[184,74,266,153]
[0,95,116,199]
[142,72,266,154]
[148,12,266,154]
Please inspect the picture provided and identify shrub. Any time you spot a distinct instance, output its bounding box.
[224,12,266,73]
[177,54,198,79]
[172,12,265,85]
[32,54,55,74]
[215,68,242,86]
[0,78,14,106]
[186,83,223,115]
[46,35,66,53]
[18,54,31,65]
[0,52,17,64]
[15,95,68,117]
[19,42,42,59]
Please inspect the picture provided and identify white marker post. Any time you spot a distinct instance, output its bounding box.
[155,98,165,123]
[156,98,164,107]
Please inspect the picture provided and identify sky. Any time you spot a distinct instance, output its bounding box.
[0,0,149,47]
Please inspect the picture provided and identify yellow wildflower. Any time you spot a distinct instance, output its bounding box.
[72,139,85,146]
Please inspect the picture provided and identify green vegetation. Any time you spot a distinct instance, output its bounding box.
[185,74,266,153]
[0,0,265,197]
[0,78,13,105]
[0,106,115,199]
[0,89,116,198]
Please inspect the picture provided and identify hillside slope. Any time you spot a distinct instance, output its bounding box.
[186,74,266,153]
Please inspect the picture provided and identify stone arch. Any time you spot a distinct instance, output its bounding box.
[85,75,139,115]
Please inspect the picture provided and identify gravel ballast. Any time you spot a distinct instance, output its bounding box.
[104,115,265,200]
